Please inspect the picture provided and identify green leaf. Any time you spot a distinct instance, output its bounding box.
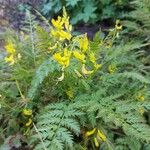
[65,0,81,7]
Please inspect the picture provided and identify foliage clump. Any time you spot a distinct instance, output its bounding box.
[0,8,150,150]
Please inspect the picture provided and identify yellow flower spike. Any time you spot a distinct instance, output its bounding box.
[5,40,16,54]
[22,108,32,116]
[82,64,94,75]
[73,51,86,62]
[51,16,64,30]
[94,137,100,147]
[79,34,88,52]
[115,20,122,30]
[5,55,15,65]
[85,128,96,137]
[97,130,107,142]
[57,72,65,82]
[25,118,32,127]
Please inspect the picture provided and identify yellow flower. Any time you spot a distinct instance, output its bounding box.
[73,51,86,62]
[85,128,96,137]
[137,94,145,101]
[82,64,93,75]
[94,137,100,147]
[51,29,72,41]
[5,55,15,65]
[25,118,32,127]
[51,9,72,41]
[108,64,117,74]
[53,49,71,67]
[5,40,16,54]
[115,20,122,30]
[79,34,88,52]
[66,89,74,99]
[51,16,64,30]
[58,30,72,41]
[22,108,32,116]
[97,130,106,142]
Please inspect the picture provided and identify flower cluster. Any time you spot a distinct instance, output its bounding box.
[50,9,101,80]
[51,8,72,41]
[4,40,21,65]
[85,128,107,148]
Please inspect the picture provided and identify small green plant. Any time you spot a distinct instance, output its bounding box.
[0,8,150,150]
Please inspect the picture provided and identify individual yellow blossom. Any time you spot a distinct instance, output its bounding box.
[25,118,32,127]
[108,64,117,74]
[137,94,145,101]
[58,30,72,41]
[5,55,15,65]
[53,49,71,67]
[53,52,68,67]
[81,64,94,75]
[79,34,88,52]
[66,89,74,99]
[51,29,72,41]
[94,137,100,147]
[5,40,16,54]
[97,129,106,142]
[22,108,32,116]
[115,20,122,30]
[85,128,96,137]
[138,108,145,115]
[73,51,86,62]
